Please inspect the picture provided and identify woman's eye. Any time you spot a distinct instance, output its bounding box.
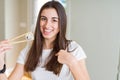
[53,19,58,22]
[40,17,46,21]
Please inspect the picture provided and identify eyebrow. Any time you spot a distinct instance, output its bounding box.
[40,16,46,18]
[40,16,59,19]
[52,17,59,19]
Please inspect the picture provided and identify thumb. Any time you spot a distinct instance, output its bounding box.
[55,49,64,56]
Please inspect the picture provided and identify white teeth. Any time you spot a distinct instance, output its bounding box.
[44,29,52,32]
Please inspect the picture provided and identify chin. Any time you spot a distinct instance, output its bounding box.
[43,35,52,39]
[43,35,56,40]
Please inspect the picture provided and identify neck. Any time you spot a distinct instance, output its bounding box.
[43,39,54,49]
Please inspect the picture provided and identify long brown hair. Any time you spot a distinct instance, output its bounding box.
[24,1,71,75]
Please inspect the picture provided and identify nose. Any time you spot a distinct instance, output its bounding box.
[45,20,51,28]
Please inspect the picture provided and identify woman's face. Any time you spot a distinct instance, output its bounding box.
[40,8,59,41]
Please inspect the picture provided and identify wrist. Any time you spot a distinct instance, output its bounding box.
[0,64,6,74]
[0,54,5,69]
[67,58,78,67]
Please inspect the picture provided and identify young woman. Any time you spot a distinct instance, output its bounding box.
[0,1,90,80]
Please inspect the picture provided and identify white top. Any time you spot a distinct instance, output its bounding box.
[17,41,87,80]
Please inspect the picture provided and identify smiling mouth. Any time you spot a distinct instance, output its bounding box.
[43,29,53,35]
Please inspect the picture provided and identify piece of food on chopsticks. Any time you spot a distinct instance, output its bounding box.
[8,32,34,45]
[25,32,34,41]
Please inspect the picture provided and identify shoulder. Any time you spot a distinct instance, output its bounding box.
[20,43,31,57]
[21,43,31,53]
[68,40,82,50]
[68,40,87,60]
[17,43,31,64]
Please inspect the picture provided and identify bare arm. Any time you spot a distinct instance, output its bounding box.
[8,63,24,80]
[56,50,90,80]
[68,59,90,80]
[0,63,24,80]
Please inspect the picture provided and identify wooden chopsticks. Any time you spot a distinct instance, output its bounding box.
[8,32,34,45]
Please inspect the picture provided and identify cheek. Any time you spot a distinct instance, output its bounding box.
[56,25,60,32]
[40,21,44,27]
[55,27,60,34]
[54,23,59,30]
[40,22,44,30]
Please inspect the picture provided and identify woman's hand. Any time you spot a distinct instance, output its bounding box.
[0,40,12,69]
[56,50,77,66]
[0,40,12,54]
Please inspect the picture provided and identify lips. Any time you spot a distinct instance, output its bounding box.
[43,29,53,35]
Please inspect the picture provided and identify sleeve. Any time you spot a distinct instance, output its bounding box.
[68,41,87,60]
[17,44,30,64]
